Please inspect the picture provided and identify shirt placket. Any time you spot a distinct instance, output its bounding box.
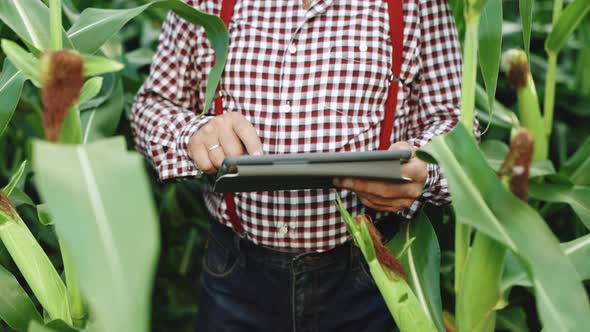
[272,1,333,245]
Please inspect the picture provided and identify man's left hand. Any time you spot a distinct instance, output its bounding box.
[333,142,427,212]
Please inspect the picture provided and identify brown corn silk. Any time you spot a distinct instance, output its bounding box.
[41,50,84,142]
[502,49,530,90]
[498,130,534,201]
[0,191,16,220]
[355,215,407,280]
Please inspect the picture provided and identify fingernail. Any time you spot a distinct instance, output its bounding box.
[253,150,263,156]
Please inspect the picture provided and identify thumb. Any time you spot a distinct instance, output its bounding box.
[388,141,416,158]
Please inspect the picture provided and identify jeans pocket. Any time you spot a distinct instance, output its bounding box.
[202,234,241,279]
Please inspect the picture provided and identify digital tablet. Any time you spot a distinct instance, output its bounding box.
[212,150,412,193]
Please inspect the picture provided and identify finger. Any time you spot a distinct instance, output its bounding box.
[357,192,415,210]
[358,196,399,212]
[389,141,416,158]
[201,135,226,169]
[218,124,245,157]
[358,195,415,212]
[231,113,263,155]
[400,157,428,184]
[191,143,216,175]
[336,178,420,199]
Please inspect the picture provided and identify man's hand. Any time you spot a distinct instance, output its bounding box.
[188,112,263,175]
[333,142,427,212]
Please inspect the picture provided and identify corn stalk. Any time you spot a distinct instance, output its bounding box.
[544,0,590,135]
[543,0,564,137]
[455,0,490,310]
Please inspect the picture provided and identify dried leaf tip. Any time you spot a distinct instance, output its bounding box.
[498,129,534,201]
[41,50,84,143]
[355,215,407,280]
[0,191,16,221]
[501,49,530,90]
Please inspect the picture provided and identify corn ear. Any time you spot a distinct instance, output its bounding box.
[0,192,72,325]
[501,49,547,161]
[336,196,437,332]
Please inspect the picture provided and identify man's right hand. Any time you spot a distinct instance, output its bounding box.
[188,112,263,175]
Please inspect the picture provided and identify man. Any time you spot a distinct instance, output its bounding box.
[132,0,462,330]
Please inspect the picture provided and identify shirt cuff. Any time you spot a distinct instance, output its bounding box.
[153,115,214,182]
[176,115,215,159]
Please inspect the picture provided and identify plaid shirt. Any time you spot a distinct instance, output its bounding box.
[132,0,462,251]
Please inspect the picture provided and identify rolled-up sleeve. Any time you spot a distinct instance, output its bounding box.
[131,7,214,181]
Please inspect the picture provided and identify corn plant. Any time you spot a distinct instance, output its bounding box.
[0,0,228,331]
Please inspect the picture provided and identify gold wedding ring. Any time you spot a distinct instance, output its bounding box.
[208,144,221,152]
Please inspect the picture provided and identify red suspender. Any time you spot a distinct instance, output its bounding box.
[215,0,404,233]
[380,0,404,151]
[216,0,244,234]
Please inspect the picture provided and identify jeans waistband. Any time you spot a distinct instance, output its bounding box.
[207,213,403,272]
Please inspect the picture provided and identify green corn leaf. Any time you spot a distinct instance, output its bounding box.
[418,124,590,332]
[8,189,35,208]
[496,307,529,332]
[83,55,124,77]
[388,213,445,332]
[475,84,520,129]
[0,264,42,332]
[545,0,590,55]
[502,233,590,292]
[80,76,124,144]
[28,320,78,332]
[36,204,54,226]
[77,77,103,107]
[529,179,590,230]
[3,161,28,197]
[78,73,116,111]
[33,137,160,332]
[560,136,590,186]
[68,0,228,116]
[1,40,41,87]
[479,0,503,115]
[520,0,534,56]
[0,60,27,138]
[0,0,73,51]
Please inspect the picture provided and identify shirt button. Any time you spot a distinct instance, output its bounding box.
[279,226,289,237]
[288,44,297,54]
[281,104,291,112]
[359,43,368,52]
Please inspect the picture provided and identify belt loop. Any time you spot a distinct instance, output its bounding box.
[233,232,247,268]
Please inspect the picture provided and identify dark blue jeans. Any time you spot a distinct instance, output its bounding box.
[195,220,399,332]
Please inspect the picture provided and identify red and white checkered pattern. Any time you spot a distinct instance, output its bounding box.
[131,0,462,251]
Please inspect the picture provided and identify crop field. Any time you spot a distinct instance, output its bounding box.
[0,0,588,331]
